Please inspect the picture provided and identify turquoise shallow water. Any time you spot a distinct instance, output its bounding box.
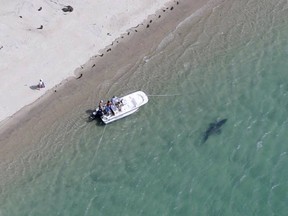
[1,0,288,215]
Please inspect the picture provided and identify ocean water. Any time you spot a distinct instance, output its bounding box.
[1,0,288,215]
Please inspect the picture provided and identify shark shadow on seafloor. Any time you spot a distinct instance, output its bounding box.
[202,119,227,143]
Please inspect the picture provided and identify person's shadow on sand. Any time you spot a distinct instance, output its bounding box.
[30,85,39,90]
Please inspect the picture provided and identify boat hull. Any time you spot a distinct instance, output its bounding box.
[100,91,148,124]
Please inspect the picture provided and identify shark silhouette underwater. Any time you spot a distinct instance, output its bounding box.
[203,119,227,143]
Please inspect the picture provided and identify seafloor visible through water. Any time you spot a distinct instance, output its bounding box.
[1,0,288,215]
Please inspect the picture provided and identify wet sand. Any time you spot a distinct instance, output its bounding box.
[0,0,210,184]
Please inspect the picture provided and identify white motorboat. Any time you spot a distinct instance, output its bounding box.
[92,91,148,124]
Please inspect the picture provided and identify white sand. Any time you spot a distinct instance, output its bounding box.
[0,0,173,124]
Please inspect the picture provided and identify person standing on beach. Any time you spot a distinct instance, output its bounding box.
[38,79,45,89]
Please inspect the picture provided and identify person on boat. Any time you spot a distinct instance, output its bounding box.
[107,100,112,107]
[98,100,104,110]
[96,100,104,116]
[111,96,119,105]
[105,100,113,115]
[112,96,122,110]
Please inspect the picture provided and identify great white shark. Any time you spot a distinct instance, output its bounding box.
[203,119,227,142]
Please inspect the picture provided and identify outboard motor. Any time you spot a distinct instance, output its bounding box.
[89,109,103,121]
[96,109,103,117]
[88,111,97,121]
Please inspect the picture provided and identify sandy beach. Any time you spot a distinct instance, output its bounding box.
[0,0,209,184]
[0,0,211,136]
[0,0,211,133]
[0,0,178,126]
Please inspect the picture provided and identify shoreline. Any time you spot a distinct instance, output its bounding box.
[0,0,210,170]
[0,0,175,125]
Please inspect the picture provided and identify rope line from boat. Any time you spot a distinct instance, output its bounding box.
[147,94,181,97]
[89,125,106,170]
[81,125,107,183]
